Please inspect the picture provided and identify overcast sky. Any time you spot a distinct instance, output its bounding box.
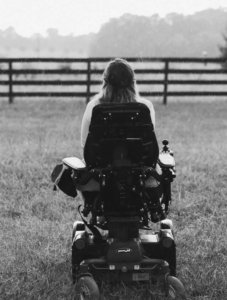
[0,0,226,37]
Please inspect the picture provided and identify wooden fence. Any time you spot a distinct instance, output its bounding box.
[0,57,227,104]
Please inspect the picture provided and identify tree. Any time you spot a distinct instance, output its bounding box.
[89,10,227,58]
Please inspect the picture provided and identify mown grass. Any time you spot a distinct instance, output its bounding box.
[0,98,226,299]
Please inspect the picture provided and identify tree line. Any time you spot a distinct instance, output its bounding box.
[1,8,227,58]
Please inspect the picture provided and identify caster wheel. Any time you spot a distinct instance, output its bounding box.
[166,276,186,299]
[75,276,100,300]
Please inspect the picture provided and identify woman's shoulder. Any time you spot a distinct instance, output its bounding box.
[84,96,101,115]
[137,97,154,108]
[87,96,100,107]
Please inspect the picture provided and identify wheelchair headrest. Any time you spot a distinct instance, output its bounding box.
[84,102,159,168]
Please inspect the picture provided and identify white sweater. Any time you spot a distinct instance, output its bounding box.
[80,96,155,149]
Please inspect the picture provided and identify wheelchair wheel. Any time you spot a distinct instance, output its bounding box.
[72,221,86,282]
[166,276,186,299]
[75,276,100,300]
[72,244,84,283]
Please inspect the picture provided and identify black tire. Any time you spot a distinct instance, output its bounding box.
[166,276,186,299]
[75,276,100,300]
[72,245,84,283]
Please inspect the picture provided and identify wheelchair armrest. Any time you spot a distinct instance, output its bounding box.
[62,157,86,170]
[62,157,92,185]
[158,152,175,168]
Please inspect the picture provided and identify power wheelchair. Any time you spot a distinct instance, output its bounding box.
[52,102,186,299]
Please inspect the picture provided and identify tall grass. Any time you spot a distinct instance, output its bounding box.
[0,99,226,299]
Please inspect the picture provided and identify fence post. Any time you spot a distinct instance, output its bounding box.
[86,59,91,104]
[163,60,169,105]
[9,60,13,104]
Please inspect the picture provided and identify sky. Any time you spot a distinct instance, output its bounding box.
[0,0,227,37]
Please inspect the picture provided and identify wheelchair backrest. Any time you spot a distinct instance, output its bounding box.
[84,102,159,168]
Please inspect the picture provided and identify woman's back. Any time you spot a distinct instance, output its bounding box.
[81,58,155,149]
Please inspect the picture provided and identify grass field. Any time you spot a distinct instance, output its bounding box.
[0,98,227,299]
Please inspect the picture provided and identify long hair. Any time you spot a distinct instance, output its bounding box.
[96,58,139,103]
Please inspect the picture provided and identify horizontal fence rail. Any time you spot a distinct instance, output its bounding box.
[0,57,227,104]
